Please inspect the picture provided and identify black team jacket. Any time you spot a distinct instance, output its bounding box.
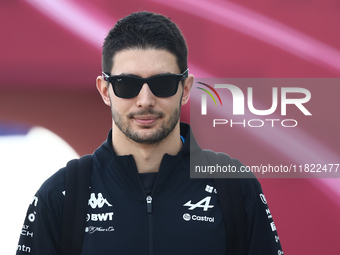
[17,123,283,255]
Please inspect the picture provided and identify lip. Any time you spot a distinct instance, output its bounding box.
[133,116,159,126]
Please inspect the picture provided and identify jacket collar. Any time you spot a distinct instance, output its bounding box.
[94,122,202,170]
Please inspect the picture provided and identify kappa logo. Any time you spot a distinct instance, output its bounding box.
[88,193,112,209]
[184,196,214,211]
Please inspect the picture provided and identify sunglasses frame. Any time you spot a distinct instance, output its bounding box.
[102,69,189,98]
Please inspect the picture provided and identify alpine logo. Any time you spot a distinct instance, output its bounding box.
[184,196,214,211]
[88,193,112,209]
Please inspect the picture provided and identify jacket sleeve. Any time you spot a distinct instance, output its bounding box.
[241,176,283,255]
[16,169,66,255]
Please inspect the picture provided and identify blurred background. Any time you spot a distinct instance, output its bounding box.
[1,0,339,254]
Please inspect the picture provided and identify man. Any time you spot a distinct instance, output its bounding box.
[17,11,282,255]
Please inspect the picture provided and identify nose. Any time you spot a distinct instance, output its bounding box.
[136,83,156,108]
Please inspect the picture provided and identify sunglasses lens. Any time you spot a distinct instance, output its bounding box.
[148,75,179,97]
[109,74,182,98]
[113,77,142,98]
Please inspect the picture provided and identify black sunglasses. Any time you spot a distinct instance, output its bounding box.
[102,69,189,98]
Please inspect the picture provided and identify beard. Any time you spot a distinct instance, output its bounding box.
[110,100,181,145]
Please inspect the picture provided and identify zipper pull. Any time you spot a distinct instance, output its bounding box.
[146,196,152,213]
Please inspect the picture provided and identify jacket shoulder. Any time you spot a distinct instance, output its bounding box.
[38,166,66,197]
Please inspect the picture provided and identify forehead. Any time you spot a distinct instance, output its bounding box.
[111,49,180,77]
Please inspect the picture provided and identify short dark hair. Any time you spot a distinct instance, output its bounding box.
[102,11,188,74]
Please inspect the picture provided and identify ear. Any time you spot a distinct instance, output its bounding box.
[181,74,194,106]
[96,76,111,106]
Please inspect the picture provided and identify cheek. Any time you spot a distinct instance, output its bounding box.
[162,98,182,113]
[109,93,132,113]
[112,102,130,114]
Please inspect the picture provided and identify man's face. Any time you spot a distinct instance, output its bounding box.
[100,49,192,145]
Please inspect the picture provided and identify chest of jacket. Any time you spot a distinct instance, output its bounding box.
[81,158,226,255]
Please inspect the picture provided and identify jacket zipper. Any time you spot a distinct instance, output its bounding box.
[146,195,152,213]
[146,195,153,255]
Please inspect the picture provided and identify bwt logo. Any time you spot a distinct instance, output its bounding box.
[197,83,312,116]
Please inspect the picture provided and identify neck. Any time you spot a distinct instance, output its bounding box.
[112,123,183,173]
